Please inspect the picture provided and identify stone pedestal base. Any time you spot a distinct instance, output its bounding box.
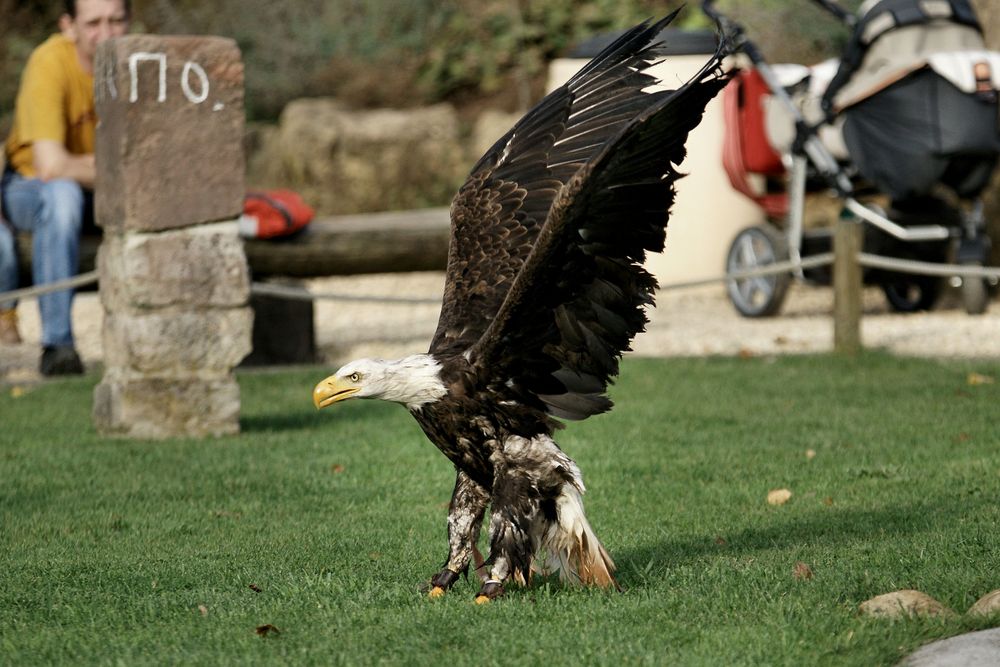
[94,222,251,438]
[93,374,241,438]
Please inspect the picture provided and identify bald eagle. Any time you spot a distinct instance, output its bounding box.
[313,12,726,602]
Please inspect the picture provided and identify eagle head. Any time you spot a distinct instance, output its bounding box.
[312,354,447,411]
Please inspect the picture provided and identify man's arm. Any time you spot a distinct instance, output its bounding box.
[33,139,95,189]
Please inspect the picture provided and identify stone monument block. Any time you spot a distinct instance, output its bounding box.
[94,34,252,439]
[94,35,245,231]
[102,308,252,375]
[98,223,250,309]
[93,375,242,438]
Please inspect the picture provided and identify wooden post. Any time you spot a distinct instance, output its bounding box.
[833,215,863,355]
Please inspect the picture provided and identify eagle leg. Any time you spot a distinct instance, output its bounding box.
[478,465,542,597]
[474,580,505,604]
[428,569,460,598]
[429,470,490,598]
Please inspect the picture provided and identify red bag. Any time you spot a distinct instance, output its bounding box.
[729,69,785,176]
[240,190,314,239]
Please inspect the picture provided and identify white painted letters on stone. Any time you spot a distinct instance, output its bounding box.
[129,52,167,102]
[120,52,214,105]
[181,61,210,103]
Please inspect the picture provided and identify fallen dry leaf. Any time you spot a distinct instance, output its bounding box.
[805,449,817,460]
[714,536,727,546]
[256,624,280,637]
[767,488,792,506]
[330,464,345,474]
[793,562,814,580]
[249,584,262,593]
[198,605,208,617]
[739,347,755,359]
[822,496,834,506]
[967,372,995,386]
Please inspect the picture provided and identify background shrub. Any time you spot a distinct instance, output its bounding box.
[0,0,885,123]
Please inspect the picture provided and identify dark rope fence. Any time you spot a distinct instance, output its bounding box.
[1,252,997,304]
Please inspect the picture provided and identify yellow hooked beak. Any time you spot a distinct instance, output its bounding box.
[312,375,361,409]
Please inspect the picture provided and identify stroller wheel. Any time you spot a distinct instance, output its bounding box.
[881,275,941,313]
[959,264,989,316]
[725,224,790,318]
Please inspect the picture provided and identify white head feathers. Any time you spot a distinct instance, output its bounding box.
[332,354,447,410]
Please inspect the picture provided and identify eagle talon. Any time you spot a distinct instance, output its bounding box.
[429,586,447,599]
[430,568,461,592]
[475,580,505,603]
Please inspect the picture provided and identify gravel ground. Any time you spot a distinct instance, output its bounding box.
[304,272,1000,362]
[1,272,998,382]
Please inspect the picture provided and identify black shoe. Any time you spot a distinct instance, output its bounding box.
[40,346,84,376]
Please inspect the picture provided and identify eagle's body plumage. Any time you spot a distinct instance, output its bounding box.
[314,12,727,601]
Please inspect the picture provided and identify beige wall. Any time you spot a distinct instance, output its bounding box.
[547,56,764,288]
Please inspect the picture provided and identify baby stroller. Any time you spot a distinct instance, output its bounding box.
[705,0,1000,316]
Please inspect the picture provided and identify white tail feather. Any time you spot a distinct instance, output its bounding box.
[540,484,618,589]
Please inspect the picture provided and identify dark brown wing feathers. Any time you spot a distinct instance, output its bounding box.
[430,13,727,421]
[431,14,680,356]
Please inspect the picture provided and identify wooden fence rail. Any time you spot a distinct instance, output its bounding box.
[14,206,452,282]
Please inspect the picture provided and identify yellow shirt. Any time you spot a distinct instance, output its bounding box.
[4,34,95,178]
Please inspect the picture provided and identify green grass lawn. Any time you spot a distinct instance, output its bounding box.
[1,353,999,665]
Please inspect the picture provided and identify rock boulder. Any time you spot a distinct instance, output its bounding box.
[252,99,467,214]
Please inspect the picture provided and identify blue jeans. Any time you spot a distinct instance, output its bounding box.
[0,170,84,347]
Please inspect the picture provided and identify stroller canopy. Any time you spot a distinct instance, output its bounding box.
[823,0,985,111]
[822,0,1000,202]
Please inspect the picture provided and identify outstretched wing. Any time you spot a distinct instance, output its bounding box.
[429,12,682,359]
[468,54,728,420]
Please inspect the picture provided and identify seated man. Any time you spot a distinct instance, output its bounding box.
[0,0,129,374]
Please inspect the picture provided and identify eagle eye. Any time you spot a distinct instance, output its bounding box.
[349,372,361,383]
